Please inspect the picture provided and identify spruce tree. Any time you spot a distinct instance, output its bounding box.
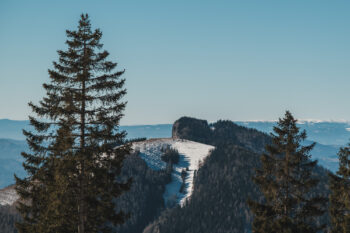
[15,14,131,233]
[329,144,350,233]
[248,111,327,233]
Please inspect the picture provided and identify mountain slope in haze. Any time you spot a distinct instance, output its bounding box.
[0,120,31,141]
[3,118,350,145]
[0,123,172,189]
[0,119,172,141]
[0,120,340,190]
[144,117,330,233]
[0,139,27,188]
[236,120,350,146]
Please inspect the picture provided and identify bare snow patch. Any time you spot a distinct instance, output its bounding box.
[132,138,214,206]
[0,185,18,206]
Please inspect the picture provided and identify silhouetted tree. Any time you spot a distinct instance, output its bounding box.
[248,111,327,233]
[15,14,131,233]
[329,143,350,233]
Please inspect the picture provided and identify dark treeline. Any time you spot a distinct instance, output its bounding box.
[112,152,171,233]
[0,205,20,233]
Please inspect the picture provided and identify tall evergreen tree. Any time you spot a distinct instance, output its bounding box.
[248,111,327,233]
[15,14,131,233]
[329,144,350,233]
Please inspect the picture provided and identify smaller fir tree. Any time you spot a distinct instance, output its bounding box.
[329,144,350,233]
[248,111,327,233]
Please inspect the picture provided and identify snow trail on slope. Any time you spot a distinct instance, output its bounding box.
[132,138,214,206]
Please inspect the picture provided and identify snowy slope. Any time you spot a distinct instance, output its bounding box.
[0,185,18,206]
[132,138,214,206]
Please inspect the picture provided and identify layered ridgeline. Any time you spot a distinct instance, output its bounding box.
[0,119,172,141]
[0,139,28,188]
[3,118,350,145]
[0,119,340,189]
[0,117,332,232]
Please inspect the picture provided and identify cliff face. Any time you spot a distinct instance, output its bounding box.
[171,117,211,144]
[171,117,271,153]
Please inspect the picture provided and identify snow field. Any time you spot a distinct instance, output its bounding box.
[132,138,214,206]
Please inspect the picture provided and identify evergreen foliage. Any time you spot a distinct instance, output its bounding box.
[161,147,180,165]
[113,152,171,233]
[15,14,130,233]
[248,111,327,233]
[329,144,350,233]
[0,205,20,233]
[173,117,271,153]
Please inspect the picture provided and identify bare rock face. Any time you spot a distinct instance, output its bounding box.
[171,117,211,144]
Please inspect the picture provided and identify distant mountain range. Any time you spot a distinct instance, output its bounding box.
[0,119,345,188]
[2,119,350,145]
[0,119,173,141]
[0,139,28,188]
[0,120,174,188]
[235,121,350,146]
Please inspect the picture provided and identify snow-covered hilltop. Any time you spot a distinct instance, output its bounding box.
[0,185,18,206]
[132,138,214,206]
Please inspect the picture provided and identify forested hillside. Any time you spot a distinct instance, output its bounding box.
[144,117,330,233]
[0,205,20,233]
[113,152,171,233]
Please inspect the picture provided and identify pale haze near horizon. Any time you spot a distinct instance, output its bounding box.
[1,0,350,125]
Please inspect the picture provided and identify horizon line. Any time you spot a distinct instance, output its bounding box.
[2,118,350,125]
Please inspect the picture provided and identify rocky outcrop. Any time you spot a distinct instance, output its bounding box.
[171,117,211,144]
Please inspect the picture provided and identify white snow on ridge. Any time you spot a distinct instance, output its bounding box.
[132,138,214,206]
[0,185,18,206]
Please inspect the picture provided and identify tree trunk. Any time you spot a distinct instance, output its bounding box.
[78,42,87,233]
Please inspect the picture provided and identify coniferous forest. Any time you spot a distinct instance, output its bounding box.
[1,8,350,233]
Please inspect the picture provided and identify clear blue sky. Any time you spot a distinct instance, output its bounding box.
[1,0,350,125]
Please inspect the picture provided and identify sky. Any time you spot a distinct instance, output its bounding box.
[0,0,350,125]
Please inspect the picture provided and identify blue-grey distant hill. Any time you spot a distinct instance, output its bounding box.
[235,121,350,146]
[2,119,350,145]
[0,119,32,141]
[0,139,28,188]
[0,120,173,188]
[235,121,343,172]
[0,119,172,140]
